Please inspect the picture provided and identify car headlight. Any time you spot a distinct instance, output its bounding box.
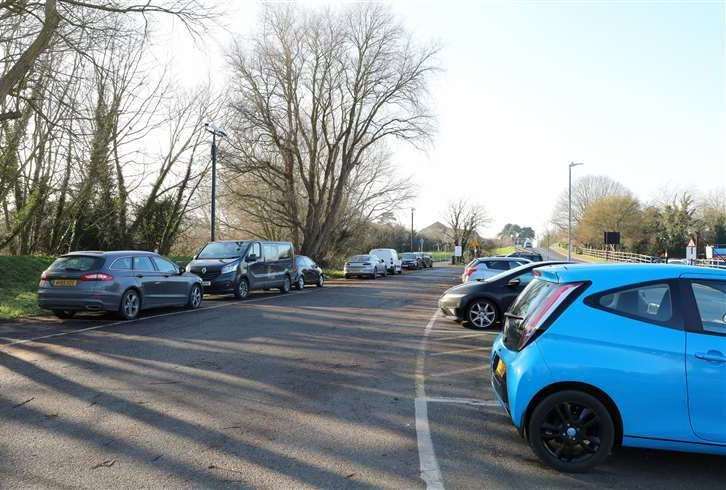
[441,293,466,302]
[185,263,192,273]
[221,262,238,274]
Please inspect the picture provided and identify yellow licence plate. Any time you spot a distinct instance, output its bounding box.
[53,279,77,287]
[495,359,506,379]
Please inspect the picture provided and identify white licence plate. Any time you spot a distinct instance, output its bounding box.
[202,281,211,287]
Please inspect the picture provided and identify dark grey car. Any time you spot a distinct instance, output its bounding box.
[37,251,203,320]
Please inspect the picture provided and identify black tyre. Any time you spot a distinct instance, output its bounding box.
[119,289,141,320]
[234,278,250,299]
[186,284,203,309]
[296,275,305,290]
[465,299,498,329]
[344,274,351,279]
[317,274,325,287]
[370,272,377,280]
[397,268,402,275]
[52,310,76,320]
[527,390,615,473]
[279,275,291,293]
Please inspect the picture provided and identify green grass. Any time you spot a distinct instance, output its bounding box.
[0,255,55,320]
[323,269,346,279]
[550,244,607,263]
[493,246,515,256]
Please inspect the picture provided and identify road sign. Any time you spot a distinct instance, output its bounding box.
[686,239,696,263]
[454,245,462,257]
[603,231,620,246]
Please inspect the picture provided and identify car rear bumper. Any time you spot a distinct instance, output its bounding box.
[37,290,119,312]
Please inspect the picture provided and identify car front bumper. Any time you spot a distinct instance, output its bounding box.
[201,272,236,293]
[438,295,465,320]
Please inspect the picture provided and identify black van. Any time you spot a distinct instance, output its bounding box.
[186,240,294,299]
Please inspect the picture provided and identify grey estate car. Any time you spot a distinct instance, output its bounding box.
[38,251,203,320]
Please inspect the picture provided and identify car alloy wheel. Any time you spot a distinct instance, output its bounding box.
[120,289,140,320]
[235,279,249,299]
[317,275,324,287]
[188,285,202,309]
[296,276,305,290]
[467,300,497,329]
[528,390,614,473]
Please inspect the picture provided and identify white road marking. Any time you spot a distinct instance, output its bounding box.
[424,396,499,407]
[429,346,488,357]
[429,365,488,377]
[1,290,315,350]
[433,332,497,342]
[415,310,444,490]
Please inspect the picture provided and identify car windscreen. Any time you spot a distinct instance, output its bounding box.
[349,255,371,262]
[197,241,248,259]
[49,255,103,272]
[483,262,532,283]
[401,253,416,259]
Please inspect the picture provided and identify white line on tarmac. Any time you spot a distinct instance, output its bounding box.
[433,332,497,342]
[429,347,488,357]
[415,310,445,490]
[424,396,499,407]
[1,290,315,350]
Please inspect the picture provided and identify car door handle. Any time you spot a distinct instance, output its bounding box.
[695,351,726,364]
[136,274,144,278]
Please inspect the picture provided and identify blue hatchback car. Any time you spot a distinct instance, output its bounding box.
[491,263,726,472]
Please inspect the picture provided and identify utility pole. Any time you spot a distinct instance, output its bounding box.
[568,161,584,260]
[205,123,227,242]
[410,207,415,252]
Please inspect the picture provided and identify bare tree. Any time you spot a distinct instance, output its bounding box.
[443,199,489,251]
[224,4,437,260]
[551,175,632,230]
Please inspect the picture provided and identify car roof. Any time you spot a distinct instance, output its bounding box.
[535,263,726,287]
[478,256,523,261]
[63,250,158,257]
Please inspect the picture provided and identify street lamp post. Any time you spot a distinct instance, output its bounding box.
[410,207,415,252]
[568,161,584,261]
[205,123,227,242]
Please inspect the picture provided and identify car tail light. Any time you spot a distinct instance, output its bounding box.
[463,266,477,277]
[518,282,582,350]
[80,272,114,281]
[40,271,48,280]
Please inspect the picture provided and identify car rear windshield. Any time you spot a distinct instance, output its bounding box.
[49,255,103,272]
[197,241,248,259]
[349,255,371,262]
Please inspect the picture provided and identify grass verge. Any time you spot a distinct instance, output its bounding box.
[0,256,55,320]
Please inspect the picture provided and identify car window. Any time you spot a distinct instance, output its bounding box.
[197,241,247,259]
[49,256,102,272]
[598,283,672,323]
[690,281,726,335]
[249,242,261,259]
[153,257,178,274]
[133,256,156,272]
[110,257,133,271]
[263,243,279,261]
[278,243,292,260]
[485,260,510,271]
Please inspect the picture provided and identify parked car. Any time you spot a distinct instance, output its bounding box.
[439,261,569,329]
[37,251,203,320]
[415,252,433,268]
[293,255,325,289]
[508,251,544,262]
[400,252,422,270]
[491,263,726,473]
[344,255,387,279]
[186,240,294,298]
[462,256,530,283]
[370,248,403,274]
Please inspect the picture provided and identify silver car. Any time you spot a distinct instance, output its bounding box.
[37,251,203,320]
[461,256,531,283]
[343,254,387,279]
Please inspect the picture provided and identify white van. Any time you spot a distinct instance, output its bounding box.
[370,248,402,275]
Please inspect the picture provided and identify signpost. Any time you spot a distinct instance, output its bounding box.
[686,239,697,264]
[454,245,462,264]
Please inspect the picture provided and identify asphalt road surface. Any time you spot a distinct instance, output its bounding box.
[1,263,725,488]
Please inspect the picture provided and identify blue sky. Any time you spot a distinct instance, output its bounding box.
[158,0,726,237]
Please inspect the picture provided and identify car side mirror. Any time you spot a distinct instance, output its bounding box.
[178,266,185,275]
[507,278,521,287]
[246,254,257,263]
